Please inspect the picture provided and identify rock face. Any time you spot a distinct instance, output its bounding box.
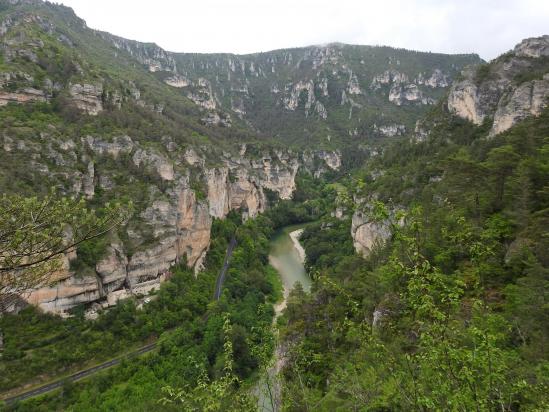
[491,75,549,135]
[514,35,549,58]
[447,78,485,125]
[175,182,212,267]
[26,273,101,314]
[132,149,174,181]
[351,211,391,257]
[69,84,104,115]
[448,36,549,136]
[389,83,434,106]
[317,151,342,170]
[372,69,440,106]
[373,123,406,137]
[11,132,339,314]
[0,88,47,105]
[164,74,190,88]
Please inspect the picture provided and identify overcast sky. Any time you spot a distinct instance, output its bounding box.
[56,0,549,61]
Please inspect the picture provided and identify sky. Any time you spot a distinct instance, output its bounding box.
[56,0,549,61]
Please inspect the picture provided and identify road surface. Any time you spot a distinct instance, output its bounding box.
[214,236,237,300]
[2,343,157,405]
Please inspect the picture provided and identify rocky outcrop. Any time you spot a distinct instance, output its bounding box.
[205,150,309,220]
[26,273,101,315]
[448,36,549,136]
[371,69,408,89]
[82,161,95,199]
[491,75,549,135]
[317,150,341,170]
[83,135,134,157]
[164,74,190,88]
[69,83,103,115]
[447,78,486,125]
[206,168,230,218]
[389,83,434,106]
[132,149,174,181]
[183,148,205,167]
[175,183,212,266]
[371,69,441,106]
[283,80,315,112]
[416,69,450,88]
[251,155,300,199]
[373,123,406,137]
[96,243,128,293]
[0,88,47,105]
[514,35,549,58]
[347,71,362,94]
[351,211,391,257]
[227,168,264,219]
[202,111,231,127]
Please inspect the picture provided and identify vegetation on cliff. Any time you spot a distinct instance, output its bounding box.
[277,106,549,410]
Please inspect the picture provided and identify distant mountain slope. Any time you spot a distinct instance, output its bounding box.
[168,45,481,144]
[105,35,482,145]
[0,0,253,145]
[1,0,481,149]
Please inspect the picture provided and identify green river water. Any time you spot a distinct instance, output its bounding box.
[257,224,311,412]
[268,224,311,296]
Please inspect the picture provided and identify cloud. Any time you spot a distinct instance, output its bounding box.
[57,0,549,60]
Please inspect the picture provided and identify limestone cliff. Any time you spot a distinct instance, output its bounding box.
[10,133,339,315]
[351,211,391,257]
[448,36,549,136]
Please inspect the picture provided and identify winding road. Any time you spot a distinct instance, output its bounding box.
[214,235,237,300]
[2,235,239,406]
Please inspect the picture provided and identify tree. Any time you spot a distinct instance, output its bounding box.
[442,148,489,219]
[0,191,130,312]
[160,314,256,411]
[484,145,520,211]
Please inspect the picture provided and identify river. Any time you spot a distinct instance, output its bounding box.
[269,224,312,313]
[257,224,311,412]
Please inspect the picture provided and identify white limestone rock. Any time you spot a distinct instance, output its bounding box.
[69,83,103,115]
[132,149,174,181]
[164,74,190,88]
[351,211,391,257]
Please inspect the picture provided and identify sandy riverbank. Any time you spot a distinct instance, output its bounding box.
[289,229,305,263]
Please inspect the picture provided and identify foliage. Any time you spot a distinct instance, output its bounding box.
[0,191,130,311]
[2,213,282,410]
[278,109,549,410]
[159,314,256,411]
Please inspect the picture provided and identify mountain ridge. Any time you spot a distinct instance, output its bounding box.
[1,0,482,146]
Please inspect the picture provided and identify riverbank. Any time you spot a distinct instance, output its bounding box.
[289,229,305,263]
[268,225,311,318]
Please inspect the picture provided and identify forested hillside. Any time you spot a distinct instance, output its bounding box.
[168,45,480,146]
[278,56,549,410]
